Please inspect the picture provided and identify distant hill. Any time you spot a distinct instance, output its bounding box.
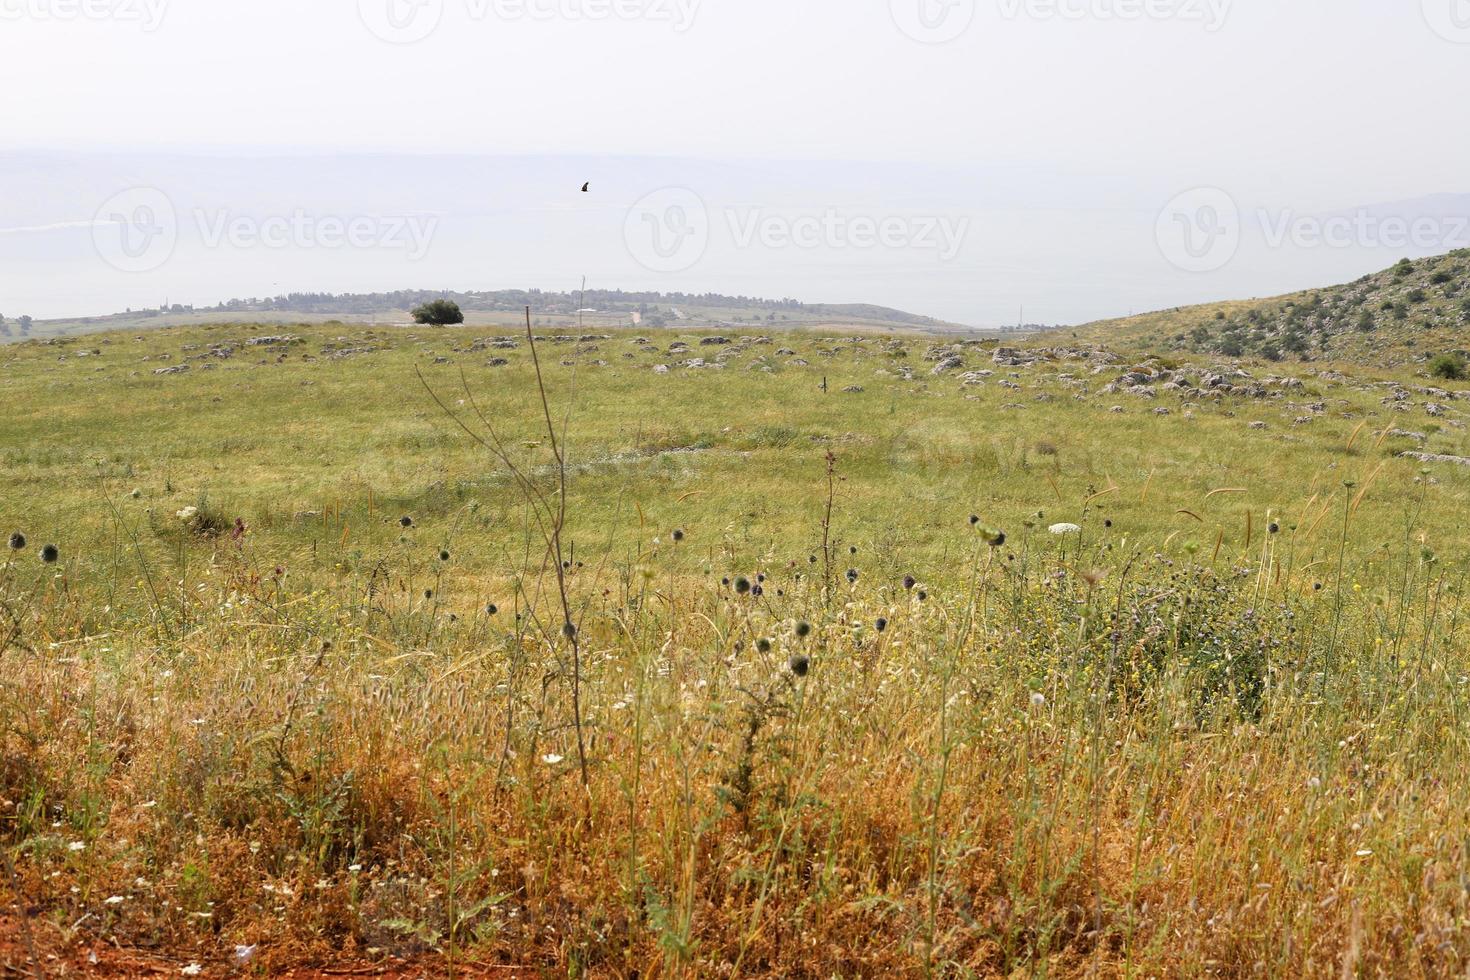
[5,288,981,342]
[1054,250,1470,367]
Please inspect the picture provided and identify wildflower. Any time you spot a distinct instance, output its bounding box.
[795,621,812,638]
[849,545,858,555]
[542,754,565,765]
[104,895,125,906]
[399,515,414,527]
[1080,568,1107,588]
[176,506,198,522]
[756,637,772,653]
[672,528,685,542]
[181,965,203,977]
[68,841,85,852]
[788,654,810,678]
[438,549,450,562]
[130,488,142,499]
[7,532,24,551]
[562,621,578,640]
[234,946,258,966]
[875,617,888,633]
[846,568,859,584]
[486,603,499,616]
[424,589,433,600]
[40,544,59,564]
[903,575,916,590]
[1269,522,1280,534]
[1049,523,1082,535]
[916,590,928,601]
[734,576,751,594]
[1031,692,1046,707]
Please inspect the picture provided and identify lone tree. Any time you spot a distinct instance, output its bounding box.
[411,299,464,326]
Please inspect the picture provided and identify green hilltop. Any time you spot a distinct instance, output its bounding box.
[1057,249,1470,369]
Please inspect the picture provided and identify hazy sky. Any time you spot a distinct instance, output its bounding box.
[3,0,1469,323]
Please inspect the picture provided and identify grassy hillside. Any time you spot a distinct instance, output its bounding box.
[4,321,1470,975]
[1060,249,1470,368]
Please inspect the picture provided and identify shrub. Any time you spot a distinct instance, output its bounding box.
[1429,354,1467,381]
[411,299,464,326]
[1406,288,1428,304]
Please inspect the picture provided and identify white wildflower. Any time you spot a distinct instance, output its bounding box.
[542,754,565,765]
[1049,523,1082,535]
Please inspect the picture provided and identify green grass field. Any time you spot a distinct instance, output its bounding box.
[4,320,1470,976]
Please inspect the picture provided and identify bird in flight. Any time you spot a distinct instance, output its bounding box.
[581,182,590,193]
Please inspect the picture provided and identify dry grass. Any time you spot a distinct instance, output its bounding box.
[2,323,1470,976]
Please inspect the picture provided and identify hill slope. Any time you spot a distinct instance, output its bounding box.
[1061,250,1470,366]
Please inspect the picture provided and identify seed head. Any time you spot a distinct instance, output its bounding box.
[756,637,772,654]
[7,532,25,551]
[875,617,888,633]
[795,621,812,639]
[562,621,578,640]
[40,544,59,564]
[902,575,916,590]
[438,549,451,562]
[788,654,810,678]
[672,528,685,542]
[845,568,858,584]
[399,515,414,528]
[486,603,499,616]
[734,576,751,595]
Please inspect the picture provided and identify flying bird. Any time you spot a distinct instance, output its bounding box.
[581,182,589,193]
